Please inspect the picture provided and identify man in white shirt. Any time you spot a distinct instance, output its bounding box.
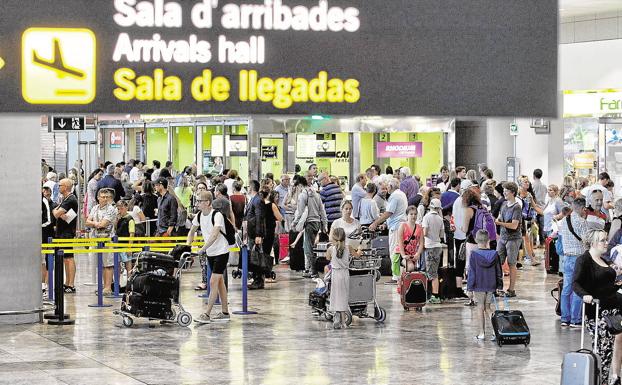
[189,191,231,324]
[581,172,614,210]
[129,161,144,183]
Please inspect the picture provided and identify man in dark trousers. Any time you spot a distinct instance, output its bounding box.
[154,177,178,237]
[97,164,125,203]
[244,180,266,289]
[52,178,79,292]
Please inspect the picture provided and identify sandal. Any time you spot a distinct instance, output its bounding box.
[63,285,76,293]
[194,284,207,291]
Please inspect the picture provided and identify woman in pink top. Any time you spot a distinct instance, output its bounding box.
[394,206,424,274]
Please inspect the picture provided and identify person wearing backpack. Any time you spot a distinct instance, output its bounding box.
[461,186,497,305]
[193,191,231,324]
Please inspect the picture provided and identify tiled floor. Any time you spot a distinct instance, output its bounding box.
[0,252,578,384]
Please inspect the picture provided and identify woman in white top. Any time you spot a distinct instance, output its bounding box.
[542,184,565,237]
[330,200,361,249]
[358,183,380,226]
[86,169,103,214]
[128,198,146,236]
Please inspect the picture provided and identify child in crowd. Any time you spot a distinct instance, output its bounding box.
[422,198,445,304]
[327,227,351,329]
[115,200,135,276]
[467,230,503,341]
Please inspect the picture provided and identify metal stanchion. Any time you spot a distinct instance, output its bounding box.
[89,242,112,308]
[233,246,257,315]
[47,250,75,325]
[112,236,123,299]
[46,236,54,302]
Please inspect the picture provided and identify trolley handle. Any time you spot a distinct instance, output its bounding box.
[180,251,199,269]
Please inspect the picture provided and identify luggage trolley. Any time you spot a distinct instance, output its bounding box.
[309,248,387,324]
[114,251,194,327]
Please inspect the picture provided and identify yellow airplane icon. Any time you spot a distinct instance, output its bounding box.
[22,27,96,104]
[32,38,85,79]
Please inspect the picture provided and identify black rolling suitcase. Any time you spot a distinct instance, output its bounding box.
[438,266,457,299]
[289,231,305,271]
[490,295,530,347]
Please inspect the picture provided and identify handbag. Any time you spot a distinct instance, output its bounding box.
[603,313,622,335]
[457,242,466,261]
[250,245,269,272]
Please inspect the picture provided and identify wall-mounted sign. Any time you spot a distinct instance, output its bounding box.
[0,0,557,116]
[574,152,597,169]
[564,89,622,117]
[510,123,519,136]
[261,145,278,159]
[377,142,422,158]
[109,130,123,148]
[51,116,85,132]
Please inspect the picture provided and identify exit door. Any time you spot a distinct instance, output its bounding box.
[260,135,284,180]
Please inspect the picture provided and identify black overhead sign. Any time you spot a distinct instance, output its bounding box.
[51,116,85,132]
[0,0,558,117]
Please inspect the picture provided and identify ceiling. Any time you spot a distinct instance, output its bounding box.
[560,0,622,18]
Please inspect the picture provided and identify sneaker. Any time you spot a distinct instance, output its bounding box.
[456,289,469,299]
[281,257,290,263]
[532,261,541,267]
[569,323,582,329]
[504,290,517,298]
[464,299,476,307]
[560,322,569,327]
[490,335,496,342]
[211,312,230,322]
[195,313,211,324]
[474,334,485,341]
[516,263,523,270]
[310,273,319,279]
[428,296,442,304]
[302,271,312,278]
[333,322,342,330]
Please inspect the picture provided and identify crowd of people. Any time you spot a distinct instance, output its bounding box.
[41,157,622,383]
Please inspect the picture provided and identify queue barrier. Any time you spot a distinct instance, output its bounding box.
[42,235,254,323]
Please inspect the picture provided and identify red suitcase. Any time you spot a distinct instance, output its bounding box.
[399,271,427,310]
[278,233,289,261]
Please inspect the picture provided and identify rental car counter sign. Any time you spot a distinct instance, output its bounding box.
[0,0,558,116]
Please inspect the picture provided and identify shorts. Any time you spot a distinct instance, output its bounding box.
[207,252,229,275]
[497,238,521,266]
[425,247,442,279]
[473,291,493,309]
[521,220,532,236]
[103,253,115,268]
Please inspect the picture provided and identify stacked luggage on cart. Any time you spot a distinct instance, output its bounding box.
[116,251,193,327]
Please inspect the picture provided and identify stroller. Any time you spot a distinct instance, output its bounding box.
[114,250,194,327]
[308,229,387,324]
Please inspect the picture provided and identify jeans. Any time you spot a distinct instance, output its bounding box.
[561,255,582,324]
[303,221,321,273]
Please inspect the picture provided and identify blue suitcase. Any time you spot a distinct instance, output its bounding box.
[560,300,601,385]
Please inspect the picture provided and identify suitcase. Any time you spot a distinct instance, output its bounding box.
[279,233,289,261]
[371,236,390,258]
[438,266,457,299]
[379,256,392,276]
[129,273,178,299]
[491,295,530,346]
[122,292,173,319]
[289,231,305,271]
[400,271,427,310]
[136,252,177,273]
[561,300,601,385]
[545,236,560,274]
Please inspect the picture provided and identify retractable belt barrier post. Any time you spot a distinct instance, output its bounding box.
[47,250,75,325]
[233,246,257,315]
[112,236,122,299]
[46,236,54,302]
[89,242,112,308]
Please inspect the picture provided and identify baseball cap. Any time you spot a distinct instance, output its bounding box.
[430,198,442,209]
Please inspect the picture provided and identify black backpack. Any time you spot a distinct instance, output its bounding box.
[209,211,237,246]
